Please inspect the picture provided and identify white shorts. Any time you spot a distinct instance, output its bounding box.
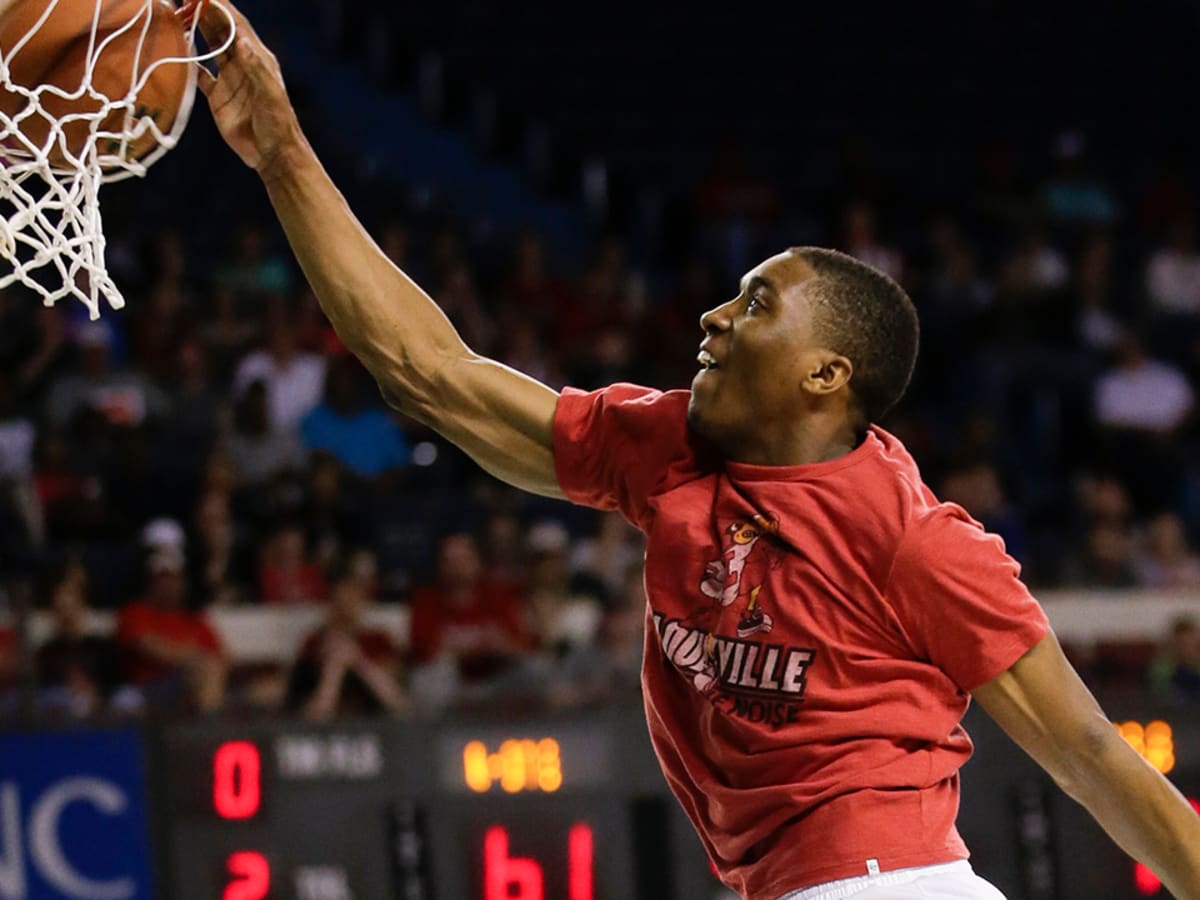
[773,861,1008,900]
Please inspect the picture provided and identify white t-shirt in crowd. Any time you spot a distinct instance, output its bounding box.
[1094,359,1195,432]
[234,350,327,433]
[0,419,34,479]
[1147,248,1200,315]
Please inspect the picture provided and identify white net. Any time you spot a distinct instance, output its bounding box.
[0,0,234,318]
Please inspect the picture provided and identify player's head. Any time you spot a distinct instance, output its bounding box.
[687,247,918,457]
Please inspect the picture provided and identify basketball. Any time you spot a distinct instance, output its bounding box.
[0,0,191,165]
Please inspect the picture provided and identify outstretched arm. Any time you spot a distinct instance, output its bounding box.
[972,632,1200,899]
[193,1,563,497]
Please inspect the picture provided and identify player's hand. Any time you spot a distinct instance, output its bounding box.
[191,0,303,172]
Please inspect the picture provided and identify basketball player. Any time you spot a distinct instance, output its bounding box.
[193,5,1200,898]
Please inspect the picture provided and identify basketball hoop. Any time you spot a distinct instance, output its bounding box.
[0,0,235,318]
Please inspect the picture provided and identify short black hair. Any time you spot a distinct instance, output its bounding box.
[788,247,919,424]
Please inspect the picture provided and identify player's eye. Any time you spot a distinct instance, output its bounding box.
[746,294,763,313]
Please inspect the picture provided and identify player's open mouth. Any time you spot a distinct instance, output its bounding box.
[697,349,719,371]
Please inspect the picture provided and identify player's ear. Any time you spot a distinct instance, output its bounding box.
[802,351,853,396]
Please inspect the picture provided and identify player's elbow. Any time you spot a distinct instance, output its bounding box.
[373,346,472,427]
[1051,716,1127,801]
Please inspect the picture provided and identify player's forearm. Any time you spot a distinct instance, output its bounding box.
[1070,731,1200,898]
[258,134,468,415]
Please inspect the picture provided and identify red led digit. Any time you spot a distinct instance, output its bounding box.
[223,851,269,900]
[1134,863,1161,895]
[483,826,543,900]
[568,824,593,900]
[213,741,261,820]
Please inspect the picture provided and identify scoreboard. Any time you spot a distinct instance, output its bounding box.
[158,712,715,900]
[148,705,1199,900]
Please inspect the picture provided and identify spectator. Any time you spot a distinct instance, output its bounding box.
[498,320,565,391]
[17,305,72,407]
[301,453,368,571]
[841,203,903,283]
[1071,521,1138,588]
[47,320,169,428]
[999,224,1070,298]
[1093,331,1195,433]
[191,489,247,604]
[0,621,18,715]
[344,547,381,599]
[498,233,572,331]
[1093,330,1194,512]
[1134,513,1200,590]
[143,515,186,550]
[541,560,647,710]
[939,462,1026,563]
[32,427,108,542]
[116,549,227,713]
[228,380,305,487]
[218,222,293,298]
[259,522,328,605]
[1040,130,1118,227]
[1147,217,1200,317]
[200,286,259,380]
[436,263,494,355]
[526,520,606,645]
[379,220,409,270]
[161,338,225,456]
[570,512,643,598]
[480,511,528,591]
[35,564,117,718]
[300,357,410,479]
[0,372,40,550]
[1077,475,1134,527]
[520,521,606,707]
[409,533,530,689]
[0,373,35,481]
[233,311,326,433]
[1075,234,1123,354]
[286,569,405,719]
[1148,616,1200,703]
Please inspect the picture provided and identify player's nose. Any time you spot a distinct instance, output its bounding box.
[700,298,736,333]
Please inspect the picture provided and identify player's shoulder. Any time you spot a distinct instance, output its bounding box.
[558,382,693,446]
[562,381,689,415]
[856,427,993,551]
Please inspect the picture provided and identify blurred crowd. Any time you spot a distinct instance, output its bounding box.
[1,127,1200,720]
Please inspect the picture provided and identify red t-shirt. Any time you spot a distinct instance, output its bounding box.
[297,628,398,664]
[116,602,224,685]
[0,626,16,688]
[260,563,329,605]
[409,583,530,679]
[553,384,1049,900]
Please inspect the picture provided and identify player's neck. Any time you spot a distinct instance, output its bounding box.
[726,412,863,467]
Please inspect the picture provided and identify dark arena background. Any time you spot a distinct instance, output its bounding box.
[3,1,1200,898]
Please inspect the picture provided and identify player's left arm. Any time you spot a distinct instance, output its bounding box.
[972,631,1200,899]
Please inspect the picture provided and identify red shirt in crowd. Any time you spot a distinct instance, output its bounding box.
[116,602,224,685]
[296,628,397,665]
[260,563,329,605]
[553,384,1049,900]
[0,626,16,690]
[409,582,530,679]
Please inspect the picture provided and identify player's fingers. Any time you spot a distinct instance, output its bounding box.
[202,0,261,48]
[193,62,217,96]
[195,0,237,55]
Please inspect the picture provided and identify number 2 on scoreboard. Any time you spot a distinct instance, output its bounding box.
[224,851,270,900]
